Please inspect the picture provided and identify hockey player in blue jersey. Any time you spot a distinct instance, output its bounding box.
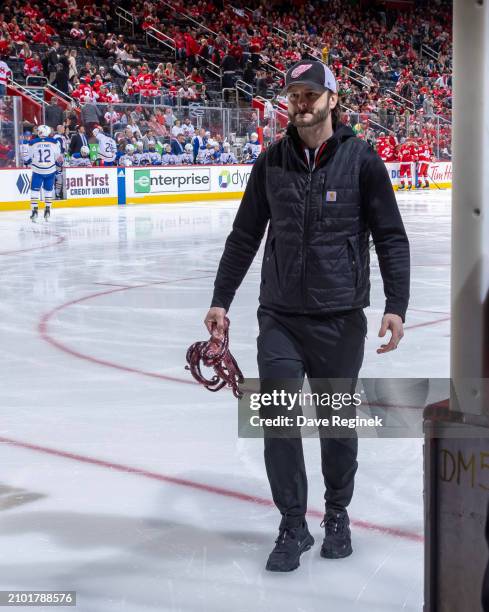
[200,140,219,165]
[192,128,208,163]
[118,143,136,167]
[23,124,63,221]
[242,132,261,164]
[69,145,92,167]
[220,142,238,164]
[210,141,222,164]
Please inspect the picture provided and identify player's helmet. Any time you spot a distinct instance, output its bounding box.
[213,142,220,150]
[125,143,135,154]
[38,125,51,138]
[223,142,230,151]
[80,145,90,157]
[148,139,156,149]
[251,132,258,141]
[185,143,192,152]
[136,141,144,150]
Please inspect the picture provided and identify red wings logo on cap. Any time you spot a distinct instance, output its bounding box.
[291,64,313,79]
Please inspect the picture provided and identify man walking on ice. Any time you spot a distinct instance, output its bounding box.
[204,59,410,572]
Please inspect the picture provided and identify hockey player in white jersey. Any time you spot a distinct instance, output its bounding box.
[220,142,238,164]
[69,145,92,167]
[20,130,32,164]
[161,144,176,166]
[133,141,147,166]
[23,124,62,221]
[179,143,194,165]
[118,143,135,166]
[242,132,261,163]
[200,140,218,165]
[146,140,161,166]
[93,127,117,166]
[53,126,68,199]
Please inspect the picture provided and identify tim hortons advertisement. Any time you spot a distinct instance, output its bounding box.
[385,161,452,186]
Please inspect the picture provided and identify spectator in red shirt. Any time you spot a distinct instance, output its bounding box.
[24,53,43,76]
[186,67,203,84]
[184,29,200,69]
[0,34,12,57]
[92,74,105,92]
[32,27,51,45]
[39,18,56,37]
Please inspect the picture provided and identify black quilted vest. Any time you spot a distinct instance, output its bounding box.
[259,125,371,314]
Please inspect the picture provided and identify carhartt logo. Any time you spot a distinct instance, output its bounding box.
[291,64,313,79]
[326,191,337,202]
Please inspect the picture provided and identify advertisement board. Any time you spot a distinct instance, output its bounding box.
[65,167,118,200]
[125,164,253,200]
[0,169,33,205]
[385,161,452,187]
[0,161,452,211]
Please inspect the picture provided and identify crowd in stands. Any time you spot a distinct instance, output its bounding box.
[0,0,452,163]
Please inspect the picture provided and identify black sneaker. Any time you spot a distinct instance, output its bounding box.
[44,206,51,221]
[266,519,314,572]
[30,207,38,222]
[320,509,352,559]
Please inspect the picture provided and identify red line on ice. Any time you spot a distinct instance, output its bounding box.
[38,275,216,385]
[404,316,451,330]
[39,279,450,384]
[409,308,449,316]
[0,435,423,543]
[34,278,432,543]
[0,232,65,256]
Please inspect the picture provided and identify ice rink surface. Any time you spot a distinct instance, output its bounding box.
[0,190,450,611]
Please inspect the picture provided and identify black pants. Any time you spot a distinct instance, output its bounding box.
[257,306,367,525]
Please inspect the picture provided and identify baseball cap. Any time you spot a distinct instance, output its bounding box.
[283,60,337,94]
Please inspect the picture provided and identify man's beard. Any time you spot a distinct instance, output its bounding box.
[288,103,331,128]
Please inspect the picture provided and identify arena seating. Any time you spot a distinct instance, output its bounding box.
[0,0,452,164]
